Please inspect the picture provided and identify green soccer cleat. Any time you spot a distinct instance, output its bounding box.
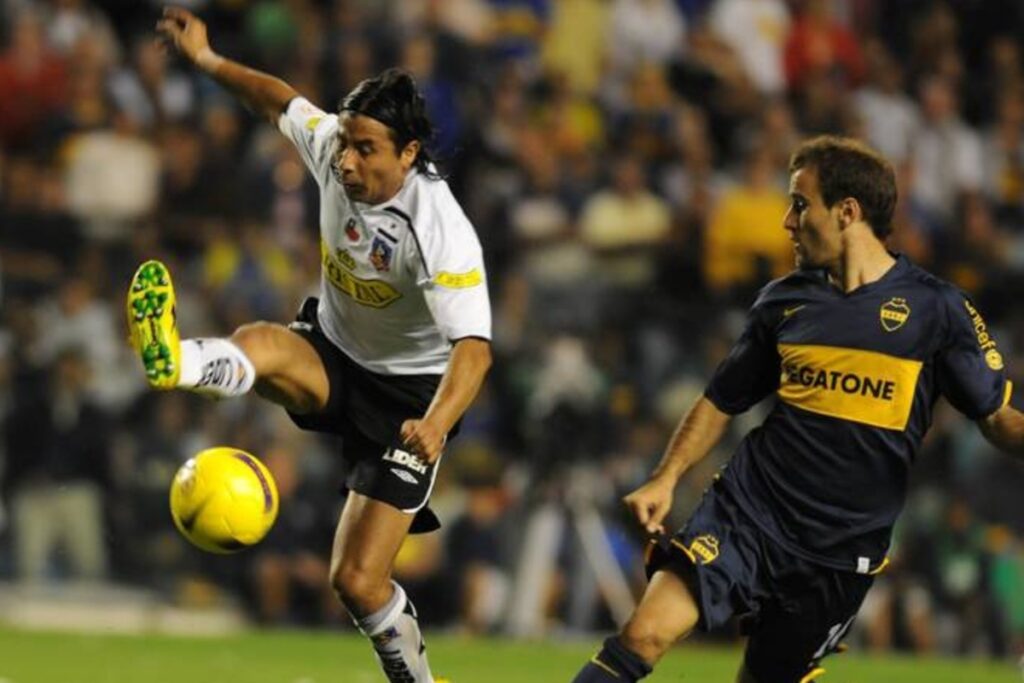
[127,259,181,389]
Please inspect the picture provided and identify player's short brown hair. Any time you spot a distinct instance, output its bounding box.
[789,136,897,239]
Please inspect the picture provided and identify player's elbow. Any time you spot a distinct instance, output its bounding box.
[977,404,1024,456]
[478,341,493,375]
[455,337,492,377]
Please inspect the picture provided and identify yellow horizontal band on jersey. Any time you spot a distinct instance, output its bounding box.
[778,344,923,431]
[434,269,482,289]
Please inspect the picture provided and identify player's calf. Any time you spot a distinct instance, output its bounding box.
[178,337,256,397]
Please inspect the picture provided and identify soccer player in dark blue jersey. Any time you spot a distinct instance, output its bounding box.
[571,136,1024,683]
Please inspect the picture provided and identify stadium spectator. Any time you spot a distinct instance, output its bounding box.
[783,0,864,92]
[708,0,790,96]
[109,37,196,131]
[579,154,672,290]
[5,347,111,582]
[0,9,67,151]
[909,75,984,240]
[853,40,920,166]
[250,441,341,626]
[702,144,790,296]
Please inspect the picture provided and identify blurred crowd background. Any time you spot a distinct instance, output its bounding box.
[3,0,1024,660]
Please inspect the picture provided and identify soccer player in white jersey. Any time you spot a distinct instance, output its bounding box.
[134,8,493,682]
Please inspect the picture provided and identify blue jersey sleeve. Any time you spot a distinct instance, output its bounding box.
[705,294,781,414]
[936,288,1011,419]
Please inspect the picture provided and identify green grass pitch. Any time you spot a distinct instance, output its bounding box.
[0,628,1016,682]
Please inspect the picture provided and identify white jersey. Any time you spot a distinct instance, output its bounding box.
[278,97,491,375]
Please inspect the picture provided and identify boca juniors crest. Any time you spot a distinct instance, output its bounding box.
[687,535,720,565]
[880,297,910,332]
[370,235,394,272]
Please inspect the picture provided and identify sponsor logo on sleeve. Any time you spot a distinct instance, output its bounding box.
[433,269,483,289]
[964,299,1004,370]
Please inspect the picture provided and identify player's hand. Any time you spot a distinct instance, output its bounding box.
[400,419,445,465]
[623,475,675,535]
[156,6,213,67]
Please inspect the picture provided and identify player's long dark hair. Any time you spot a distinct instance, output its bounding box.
[339,68,443,180]
[789,136,897,239]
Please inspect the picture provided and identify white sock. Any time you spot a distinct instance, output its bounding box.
[357,582,434,683]
[177,338,256,398]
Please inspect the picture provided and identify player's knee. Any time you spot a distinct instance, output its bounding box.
[620,615,677,664]
[330,563,389,612]
[231,321,281,371]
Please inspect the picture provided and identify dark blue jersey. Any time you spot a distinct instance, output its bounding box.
[705,255,1012,573]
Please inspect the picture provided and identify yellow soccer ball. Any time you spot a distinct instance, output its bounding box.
[169,447,279,554]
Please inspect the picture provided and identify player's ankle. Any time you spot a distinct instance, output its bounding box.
[178,338,256,397]
[355,582,433,683]
[572,636,653,683]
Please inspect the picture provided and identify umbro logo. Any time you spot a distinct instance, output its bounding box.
[390,468,419,485]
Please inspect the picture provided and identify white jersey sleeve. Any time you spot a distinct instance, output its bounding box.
[277,97,339,183]
[407,195,492,342]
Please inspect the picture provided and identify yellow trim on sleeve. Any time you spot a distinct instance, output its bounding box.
[434,269,482,289]
[1002,380,1014,409]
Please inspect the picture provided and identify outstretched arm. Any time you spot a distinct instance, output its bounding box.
[978,403,1024,456]
[401,338,493,464]
[624,396,732,534]
[157,6,298,124]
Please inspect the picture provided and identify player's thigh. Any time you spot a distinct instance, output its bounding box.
[230,321,329,413]
[329,491,415,610]
[621,568,701,664]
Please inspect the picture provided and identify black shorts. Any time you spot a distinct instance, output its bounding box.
[646,481,874,683]
[285,297,446,533]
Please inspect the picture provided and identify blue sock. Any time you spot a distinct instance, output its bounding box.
[571,636,653,682]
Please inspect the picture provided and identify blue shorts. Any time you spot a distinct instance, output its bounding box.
[645,481,874,683]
